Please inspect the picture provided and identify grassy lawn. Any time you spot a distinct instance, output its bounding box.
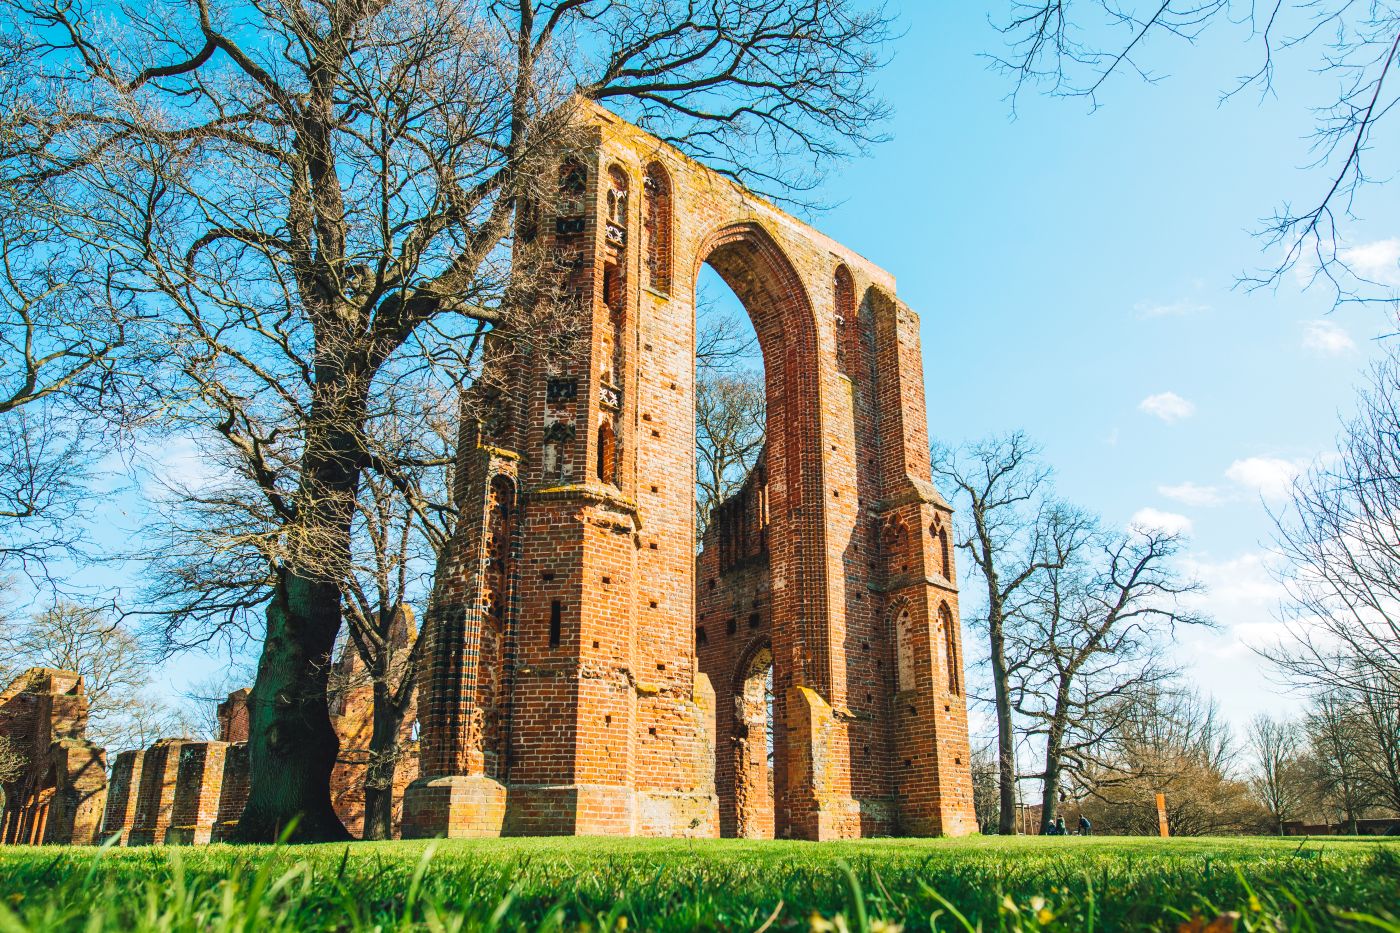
[0,835,1397,931]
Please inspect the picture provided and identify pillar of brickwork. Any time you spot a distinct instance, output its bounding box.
[101,749,144,844]
[211,743,250,842]
[873,294,977,836]
[217,689,250,743]
[127,739,187,845]
[166,742,230,844]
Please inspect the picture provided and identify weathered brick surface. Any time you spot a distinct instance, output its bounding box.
[404,102,975,839]
[0,669,108,845]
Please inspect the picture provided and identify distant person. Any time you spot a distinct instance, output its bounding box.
[1043,820,1057,836]
[1055,816,1067,836]
[1078,816,1092,836]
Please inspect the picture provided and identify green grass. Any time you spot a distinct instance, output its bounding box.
[0,835,1397,931]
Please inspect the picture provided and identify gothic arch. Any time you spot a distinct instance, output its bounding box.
[938,601,960,696]
[692,220,832,695]
[643,161,673,293]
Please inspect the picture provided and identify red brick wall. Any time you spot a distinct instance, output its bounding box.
[403,102,975,839]
[0,669,107,846]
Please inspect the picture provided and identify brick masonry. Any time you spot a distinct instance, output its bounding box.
[0,669,108,845]
[402,102,976,839]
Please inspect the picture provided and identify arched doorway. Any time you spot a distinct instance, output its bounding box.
[733,643,774,838]
[691,221,829,839]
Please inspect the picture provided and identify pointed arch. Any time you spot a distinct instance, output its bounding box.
[892,602,916,692]
[834,264,856,376]
[938,602,960,696]
[644,162,673,294]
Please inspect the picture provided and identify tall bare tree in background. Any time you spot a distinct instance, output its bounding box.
[1247,714,1309,835]
[3,0,894,841]
[995,2,1400,299]
[1268,346,1400,731]
[1304,692,1374,833]
[2,602,187,750]
[1079,688,1264,836]
[1012,527,1204,826]
[0,54,137,587]
[694,282,765,543]
[933,433,1091,834]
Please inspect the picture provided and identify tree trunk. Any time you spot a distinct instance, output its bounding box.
[361,679,405,841]
[232,374,368,844]
[1039,699,1069,828]
[988,608,1018,835]
[233,570,352,843]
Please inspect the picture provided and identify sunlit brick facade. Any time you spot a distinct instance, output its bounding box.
[403,102,976,839]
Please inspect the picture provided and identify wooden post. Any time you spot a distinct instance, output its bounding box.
[1155,793,1169,838]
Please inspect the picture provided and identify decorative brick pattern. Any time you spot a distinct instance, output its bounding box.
[403,102,975,840]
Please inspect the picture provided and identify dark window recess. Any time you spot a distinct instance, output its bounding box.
[556,216,586,235]
[547,378,579,403]
[697,626,708,646]
[549,600,562,648]
[748,612,761,629]
[726,618,738,636]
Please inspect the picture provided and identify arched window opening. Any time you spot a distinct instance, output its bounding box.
[559,159,586,199]
[644,162,673,293]
[931,521,951,580]
[605,165,629,246]
[939,603,960,696]
[895,608,916,692]
[834,265,856,376]
[596,419,616,485]
[734,645,775,838]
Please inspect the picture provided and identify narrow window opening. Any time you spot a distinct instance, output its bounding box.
[549,600,562,648]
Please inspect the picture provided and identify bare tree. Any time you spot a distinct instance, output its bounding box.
[695,370,765,542]
[1267,349,1400,713]
[1247,713,1309,834]
[0,734,26,817]
[933,433,1092,834]
[1080,687,1266,836]
[4,0,894,841]
[994,2,1400,299]
[8,601,186,751]
[1012,527,1205,826]
[969,740,1001,833]
[1304,690,1375,833]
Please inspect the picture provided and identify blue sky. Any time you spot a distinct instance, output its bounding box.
[794,4,1400,739]
[34,3,1400,746]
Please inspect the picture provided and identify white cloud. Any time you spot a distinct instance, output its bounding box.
[1158,482,1226,507]
[1338,237,1400,286]
[1135,300,1209,319]
[1225,457,1304,501]
[1301,319,1356,356]
[1129,507,1194,535]
[1138,391,1196,423]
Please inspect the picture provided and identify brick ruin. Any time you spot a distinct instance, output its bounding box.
[100,632,420,844]
[1,104,975,846]
[0,669,108,845]
[402,102,976,839]
[0,625,417,847]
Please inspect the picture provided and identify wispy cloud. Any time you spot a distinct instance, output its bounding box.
[1135,300,1209,319]
[1158,482,1226,507]
[1139,391,1196,423]
[1338,237,1400,286]
[1225,457,1304,500]
[1130,507,1194,535]
[1301,319,1356,355]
